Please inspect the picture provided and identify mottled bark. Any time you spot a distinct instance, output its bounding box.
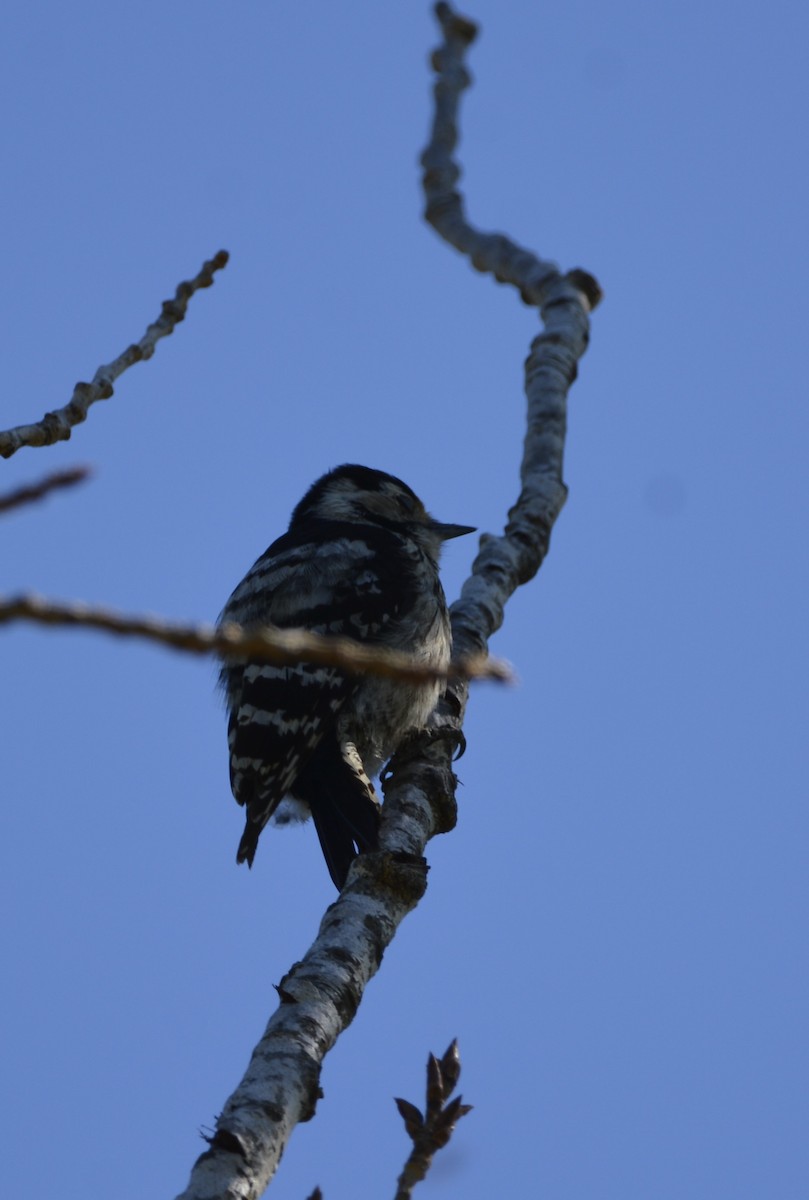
[174,5,601,1199]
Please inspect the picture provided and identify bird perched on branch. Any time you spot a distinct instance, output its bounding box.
[218,464,474,889]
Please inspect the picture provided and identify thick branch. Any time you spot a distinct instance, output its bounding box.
[0,593,506,685]
[0,251,229,459]
[174,7,600,1198]
[175,854,429,1200]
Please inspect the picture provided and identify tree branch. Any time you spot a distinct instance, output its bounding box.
[422,0,602,751]
[0,466,91,514]
[393,1040,472,1199]
[175,853,430,1200]
[423,3,603,313]
[0,250,229,459]
[0,593,506,685]
[173,6,601,1197]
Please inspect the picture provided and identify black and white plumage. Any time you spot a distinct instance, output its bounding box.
[218,464,474,890]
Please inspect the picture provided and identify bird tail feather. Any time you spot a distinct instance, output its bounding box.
[309,785,380,890]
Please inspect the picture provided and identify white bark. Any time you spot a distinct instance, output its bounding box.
[174,855,428,1200]
[175,6,601,1198]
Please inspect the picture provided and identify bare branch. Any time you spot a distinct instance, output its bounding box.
[393,1039,473,1199]
[175,853,430,1200]
[0,250,229,459]
[423,4,603,312]
[174,7,600,1197]
[380,0,602,864]
[0,466,91,514]
[0,593,508,685]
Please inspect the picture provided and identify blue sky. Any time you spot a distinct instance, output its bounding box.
[1,2,807,1197]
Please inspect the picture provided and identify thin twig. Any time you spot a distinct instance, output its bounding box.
[394,1040,472,1199]
[0,593,509,685]
[0,466,91,514]
[173,8,599,1200]
[0,250,229,459]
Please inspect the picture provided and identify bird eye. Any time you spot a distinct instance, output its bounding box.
[399,493,417,515]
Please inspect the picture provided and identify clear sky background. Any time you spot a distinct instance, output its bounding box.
[1,2,807,1197]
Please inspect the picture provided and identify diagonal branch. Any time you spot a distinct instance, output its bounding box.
[173,6,601,1198]
[0,250,229,459]
[0,593,507,685]
[0,466,91,514]
[174,853,431,1200]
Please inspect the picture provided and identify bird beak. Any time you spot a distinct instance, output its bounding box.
[429,521,477,541]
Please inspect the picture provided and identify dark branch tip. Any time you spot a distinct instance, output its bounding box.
[439,1039,462,1093]
[426,1053,445,1112]
[565,267,604,311]
[440,1094,470,1124]
[434,2,479,44]
[395,1096,425,1139]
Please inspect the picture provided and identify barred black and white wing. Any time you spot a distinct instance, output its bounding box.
[217,463,472,889]
[219,520,405,875]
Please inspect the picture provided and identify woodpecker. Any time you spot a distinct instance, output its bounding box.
[218,464,474,889]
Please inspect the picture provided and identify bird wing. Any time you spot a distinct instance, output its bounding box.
[218,522,401,855]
